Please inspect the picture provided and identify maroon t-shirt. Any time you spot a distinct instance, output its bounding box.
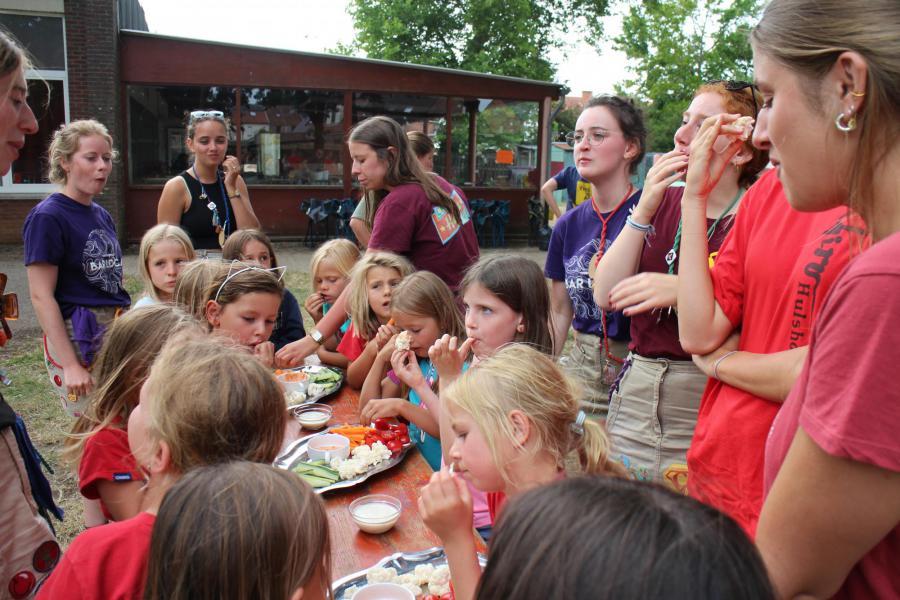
[368,177,479,293]
[765,231,900,599]
[629,186,735,359]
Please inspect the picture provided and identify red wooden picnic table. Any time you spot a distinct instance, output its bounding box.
[282,386,486,580]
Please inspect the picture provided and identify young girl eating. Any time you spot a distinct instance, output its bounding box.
[204,262,285,368]
[64,305,200,525]
[144,461,331,600]
[419,344,621,600]
[134,224,195,308]
[360,271,465,471]
[38,335,287,600]
[222,229,305,350]
[305,238,360,367]
[339,251,413,388]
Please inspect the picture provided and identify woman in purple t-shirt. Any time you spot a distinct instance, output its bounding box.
[23,120,131,417]
[276,116,479,367]
[592,82,767,489]
[544,95,645,419]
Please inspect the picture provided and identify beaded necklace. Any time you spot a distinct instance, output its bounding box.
[192,164,231,247]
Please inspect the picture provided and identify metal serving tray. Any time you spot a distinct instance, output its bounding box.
[282,365,344,410]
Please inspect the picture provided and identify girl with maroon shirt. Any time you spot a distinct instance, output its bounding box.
[593,81,766,489]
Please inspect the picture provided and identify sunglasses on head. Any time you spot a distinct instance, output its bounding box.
[706,80,760,120]
[189,110,225,123]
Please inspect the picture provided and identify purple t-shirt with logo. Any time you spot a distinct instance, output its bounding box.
[23,193,130,318]
[544,191,640,339]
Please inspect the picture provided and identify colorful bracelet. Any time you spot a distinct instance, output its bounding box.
[626,216,655,236]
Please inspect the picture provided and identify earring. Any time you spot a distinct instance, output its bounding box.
[850,90,866,97]
[516,324,525,333]
[835,111,857,133]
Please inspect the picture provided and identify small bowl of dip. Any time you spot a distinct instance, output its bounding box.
[292,403,332,430]
[275,369,309,397]
[350,583,415,600]
[307,433,350,462]
[349,494,402,534]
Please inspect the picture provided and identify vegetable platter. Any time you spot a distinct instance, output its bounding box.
[275,365,344,408]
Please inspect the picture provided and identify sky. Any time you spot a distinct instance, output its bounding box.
[139,0,630,98]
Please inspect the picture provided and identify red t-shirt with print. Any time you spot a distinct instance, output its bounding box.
[78,423,143,520]
[687,169,860,536]
[765,231,900,599]
[336,323,367,362]
[367,177,479,293]
[36,511,155,600]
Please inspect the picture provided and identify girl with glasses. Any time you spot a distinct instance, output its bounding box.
[544,95,646,419]
[592,81,767,489]
[157,110,260,253]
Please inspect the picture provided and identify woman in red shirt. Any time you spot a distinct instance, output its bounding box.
[746,1,900,598]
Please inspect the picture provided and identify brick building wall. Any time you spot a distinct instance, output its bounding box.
[64,0,125,234]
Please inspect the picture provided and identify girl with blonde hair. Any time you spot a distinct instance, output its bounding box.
[204,263,285,368]
[172,258,227,320]
[64,305,200,525]
[222,229,305,350]
[419,344,622,600]
[360,271,465,470]
[38,335,288,600]
[135,224,195,307]
[338,251,413,388]
[144,461,331,600]
[304,238,360,367]
[24,119,131,417]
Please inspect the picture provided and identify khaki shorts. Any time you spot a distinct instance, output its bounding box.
[607,353,707,494]
[559,331,629,420]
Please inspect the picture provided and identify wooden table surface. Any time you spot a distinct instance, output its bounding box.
[282,386,484,580]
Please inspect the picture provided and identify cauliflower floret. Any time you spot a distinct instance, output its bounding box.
[413,564,436,585]
[429,565,451,587]
[395,573,419,587]
[428,582,451,596]
[341,585,358,600]
[401,582,424,598]
[366,566,398,584]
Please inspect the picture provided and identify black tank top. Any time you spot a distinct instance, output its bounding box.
[178,170,235,250]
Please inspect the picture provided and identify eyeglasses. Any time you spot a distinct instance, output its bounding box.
[706,80,760,121]
[214,260,287,303]
[564,130,620,147]
[189,110,225,122]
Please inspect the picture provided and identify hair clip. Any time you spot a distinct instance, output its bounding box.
[570,410,586,436]
[213,260,286,302]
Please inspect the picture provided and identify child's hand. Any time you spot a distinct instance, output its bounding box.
[360,397,405,424]
[419,468,473,541]
[254,341,275,368]
[428,335,473,382]
[391,348,425,389]
[304,292,325,321]
[374,323,400,351]
[376,334,398,362]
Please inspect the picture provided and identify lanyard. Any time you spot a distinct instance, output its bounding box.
[591,184,634,366]
[192,165,232,239]
[665,188,743,275]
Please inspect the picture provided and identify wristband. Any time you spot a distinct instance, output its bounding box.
[712,350,738,380]
[626,216,655,237]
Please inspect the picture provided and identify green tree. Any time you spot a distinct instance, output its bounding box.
[344,0,611,82]
[613,0,760,151]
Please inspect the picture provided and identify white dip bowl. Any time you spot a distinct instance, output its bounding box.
[349,494,402,534]
[307,433,350,462]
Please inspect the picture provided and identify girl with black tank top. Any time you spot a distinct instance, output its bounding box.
[157,111,260,251]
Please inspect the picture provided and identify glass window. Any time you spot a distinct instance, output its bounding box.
[0,14,66,70]
[239,88,344,186]
[127,85,236,184]
[431,98,469,187]
[475,99,539,188]
[8,79,66,184]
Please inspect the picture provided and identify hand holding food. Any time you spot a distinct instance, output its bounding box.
[419,468,473,541]
[633,149,690,221]
[254,341,275,368]
[360,397,405,426]
[390,348,425,389]
[374,323,400,352]
[304,292,325,320]
[685,113,748,202]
